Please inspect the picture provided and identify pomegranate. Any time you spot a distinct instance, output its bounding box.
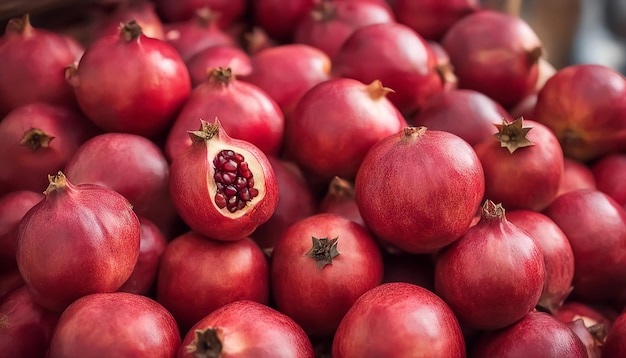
[473,117,564,211]
[393,0,479,41]
[0,191,43,273]
[557,157,597,197]
[293,0,395,58]
[93,1,165,40]
[179,300,315,357]
[155,0,246,27]
[187,45,252,87]
[410,89,512,146]
[332,282,465,357]
[543,189,626,306]
[251,156,318,251]
[0,14,82,116]
[442,9,543,108]
[270,213,383,338]
[66,20,191,138]
[164,8,237,62]
[244,26,277,55]
[600,312,626,357]
[592,154,626,209]
[166,67,284,161]
[355,126,485,253]
[0,286,59,358]
[284,78,406,181]
[427,41,459,92]
[48,292,180,358]
[0,270,24,302]
[568,319,604,358]
[156,231,270,332]
[252,0,317,42]
[0,102,96,196]
[470,311,587,358]
[533,64,626,162]
[506,210,575,312]
[240,44,331,118]
[16,172,141,312]
[63,132,178,238]
[318,176,365,228]
[555,301,615,333]
[169,119,279,241]
[435,200,545,330]
[118,218,168,296]
[333,22,443,115]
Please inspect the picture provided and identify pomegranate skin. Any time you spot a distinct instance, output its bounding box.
[470,311,588,358]
[442,10,542,108]
[332,282,466,358]
[557,158,597,198]
[543,189,626,306]
[0,286,59,358]
[0,15,81,116]
[435,201,545,330]
[187,45,252,87]
[533,64,626,162]
[355,127,485,254]
[68,21,191,138]
[393,0,479,41]
[252,0,317,42]
[93,1,166,40]
[48,292,180,358]
[593,154,626,209]
[16,172,141,312]
[333,22,444,115]
[0,191,43,273]
[155,0,246,27]
[602,312,626,357]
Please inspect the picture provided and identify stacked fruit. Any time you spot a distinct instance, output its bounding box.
[1,0,625,357]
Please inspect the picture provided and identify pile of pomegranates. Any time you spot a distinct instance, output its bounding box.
[1,0,625,356]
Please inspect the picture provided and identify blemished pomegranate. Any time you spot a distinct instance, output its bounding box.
[16,172,141,312]
[533,64,626,162]
[270,213,383,338]
[473,117,564,212]
[166,67,284,161]
[0,14,82,117]
[0,191,43,273]
[66,20,191,138]
[48,292,180,358]
[442,9,543,108]
[169,119,279,242]
[355,126,485,253]
[435,200,545,330]
[178,300,315,357]
[470,311,588,358]
[332,282,466,357]
[156,231,270,332]
[543,189,626,306]
[284,78,406,181]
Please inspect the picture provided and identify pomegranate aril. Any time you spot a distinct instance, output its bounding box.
[223,160,238,172]
[215,194,227,209]
[213,149,259,213]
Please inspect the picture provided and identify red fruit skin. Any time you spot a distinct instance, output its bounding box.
[393,0,479,41]
[557,157,597,198]
[318,178,366,229]
[69,27,191,138]
[94,1,166,40]
[284,78,407,181]
[156,0,246,27]
[118,218,168,296]
[166,71,284,161]
[294,0,395,59]
[164,16,237,62]
[533,64,626,162]
[470,311,588,358]
[410,89,513,146]
[333,22,443,115]
[0,270,24,301]
[602,312,626,357]
[593,154,626,209]
[355,128,485,253]
[543,189,626,306]
[474,119,564,212]
[240,44,331,119]
[0,16,81,116]
[48,292,180,358]
[156,232,270,332]
[16,177,141,313]
[64,132,178,238]
[187,46,252,87]
[0,191,43,273]
[0,286,59,358]
[252,0,317,42]
[270,213,384,338]
[442,10,542,108]
[554,301,615,334]
[434,207,545,330]
[506,210,575,312]
[178,300,315,358]
[332,282,466,358]
[0,103,96,196]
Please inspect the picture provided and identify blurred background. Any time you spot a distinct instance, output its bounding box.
[0,0,624,73]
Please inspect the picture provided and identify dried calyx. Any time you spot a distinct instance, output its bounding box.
[305,236,340,269]
[20,128,55,150]
[494,117,534,153]
[185,328,223,358]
